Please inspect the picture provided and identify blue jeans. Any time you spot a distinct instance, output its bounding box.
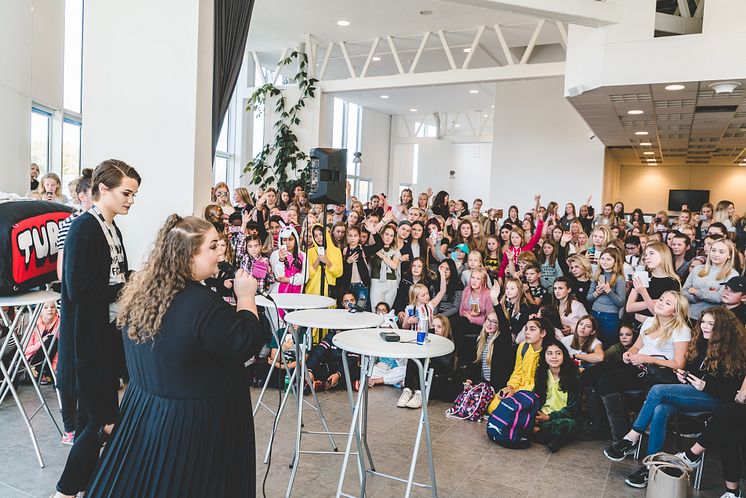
[632,383,722,454]
[350,282,370,311]
[592,310,620,348]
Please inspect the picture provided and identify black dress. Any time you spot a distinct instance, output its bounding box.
[87,282,269,498]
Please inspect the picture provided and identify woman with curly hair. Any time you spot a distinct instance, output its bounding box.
[603,306,746,489]
[85,215,268,498]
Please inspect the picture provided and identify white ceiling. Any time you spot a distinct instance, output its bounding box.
[334,82,496,115]
[247,0,541,53]
[569,80,746,167]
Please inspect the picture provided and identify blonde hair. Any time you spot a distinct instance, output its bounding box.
[36,172,62,197]
[432,314,453,342]
[234,187,252,205]
[698,238,736,280]
[500,278,528,317]
[474,311,500,364]
[646,290,691,347]
[644,241,680,283]
[567,254,592,280]
[591,225,613,248]
[408,283,429,307]
[469,268,488,288]
[118,215,214,343]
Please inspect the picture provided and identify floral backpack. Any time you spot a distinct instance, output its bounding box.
[445,382,495,422]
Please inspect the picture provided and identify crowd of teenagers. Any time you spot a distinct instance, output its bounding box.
[202,183,746,496]
[10,160,746,498]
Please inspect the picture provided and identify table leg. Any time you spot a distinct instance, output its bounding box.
[286,326,306,497]
[253,323,286,417]
[338,352,368,496]
[302,366,338,451]
[405,358,437,498]
[360,367,376,472]
[263,358,299,465]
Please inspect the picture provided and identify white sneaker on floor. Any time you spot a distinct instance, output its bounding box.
[674,451,702,469]
[397,388,413,408]
[406,390,422,409]
[720,491,741,498]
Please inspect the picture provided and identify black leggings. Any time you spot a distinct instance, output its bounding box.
[697,402,746,483]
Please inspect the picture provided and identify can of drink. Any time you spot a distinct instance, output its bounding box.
[416,330,427,345]
[417,316,429,345]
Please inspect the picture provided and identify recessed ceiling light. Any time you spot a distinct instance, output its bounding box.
[379,95,389,99]
[643,151,655,155]
[463,48,471,53]
[454,124,461,128]
[483,114,488,118]
[409,108,418,112]
[634,131,649,135]
[372,56,381,62]
[665,84,685,91]
[490,105,495,108]
[627,110,644,115]
[640,142,652,146]
[336,20,350,26]
[469,89,479,94]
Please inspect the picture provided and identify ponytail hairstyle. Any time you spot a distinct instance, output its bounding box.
[76,168,94,195]
[118,215,214,343]
[91,159,141,201]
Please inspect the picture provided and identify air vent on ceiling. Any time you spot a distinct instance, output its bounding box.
[695,105,739,113]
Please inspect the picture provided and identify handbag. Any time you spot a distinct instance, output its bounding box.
[445,382,495,422]
[643,452,692,498]
[638,356,678,384]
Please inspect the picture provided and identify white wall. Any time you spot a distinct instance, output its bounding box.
[0,2,33,194]
[452,142,492,206]
[81,0,214,268]
[359,108,390,195]
[491,77,605,213]
[31,0,64,110]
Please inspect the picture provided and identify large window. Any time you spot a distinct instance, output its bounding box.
[213,116,230,186]
[62,118,82,188]
[30,108,52,173]
[331,98,369,200]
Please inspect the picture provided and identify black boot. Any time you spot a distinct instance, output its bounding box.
[601,392,630,442]
[578,387,611,440]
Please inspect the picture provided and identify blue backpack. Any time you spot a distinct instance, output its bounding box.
[485,390,540,448]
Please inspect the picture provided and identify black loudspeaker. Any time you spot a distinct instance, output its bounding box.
[308,148,347,205]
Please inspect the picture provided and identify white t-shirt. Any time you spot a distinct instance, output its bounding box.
[637,317,691,360]
[561,334,602,357]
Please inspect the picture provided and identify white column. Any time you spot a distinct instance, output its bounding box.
[81,0,214,268]
[0,2,32,195]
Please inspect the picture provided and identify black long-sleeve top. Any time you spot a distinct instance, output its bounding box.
[465,303,516,389]
[688,337,745,402]
[338,233,384,291]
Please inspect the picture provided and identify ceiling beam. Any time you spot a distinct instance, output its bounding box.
[654,12,703,35]
[318,61,564,93]
[435,0,623,27]
[462,26,485,69]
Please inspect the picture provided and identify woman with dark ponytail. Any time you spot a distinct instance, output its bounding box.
[54,159,141,498]
[86,214,269,497]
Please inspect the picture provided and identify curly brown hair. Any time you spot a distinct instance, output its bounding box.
[117,214,213,343]
[686,306,746,376]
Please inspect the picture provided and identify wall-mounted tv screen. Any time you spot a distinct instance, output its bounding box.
[668,190,710,211]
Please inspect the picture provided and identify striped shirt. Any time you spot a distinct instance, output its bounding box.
[56,210,84,251]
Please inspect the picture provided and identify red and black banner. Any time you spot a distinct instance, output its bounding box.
[0,201,74,294]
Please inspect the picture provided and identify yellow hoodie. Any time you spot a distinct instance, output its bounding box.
[305,224,343,297]
[487,341,542,414]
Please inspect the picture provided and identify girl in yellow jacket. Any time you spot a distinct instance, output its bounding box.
[487,317,552,413]
[305,224,343,297]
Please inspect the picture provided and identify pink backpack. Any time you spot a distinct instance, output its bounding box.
[445,382,495,422]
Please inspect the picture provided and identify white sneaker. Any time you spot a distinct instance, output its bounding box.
[719,491,741,498]
[406,390,422,409]
[397,388,413,408]
[674,451,702,469]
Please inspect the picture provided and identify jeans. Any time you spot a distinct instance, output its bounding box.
[632,383,722,455]
[350,282,370,311]
[698,402,746,483]
[592,309,621,348]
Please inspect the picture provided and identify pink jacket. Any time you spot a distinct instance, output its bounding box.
[24,313,60,371]
[498,219,544,278]
[459,286,493,326]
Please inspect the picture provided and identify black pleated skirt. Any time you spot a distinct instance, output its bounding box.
[87,382,256,498]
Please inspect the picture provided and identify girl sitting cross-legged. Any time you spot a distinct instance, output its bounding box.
[531,340,583,453]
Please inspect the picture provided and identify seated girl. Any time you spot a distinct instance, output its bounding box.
[306,292,362,391]
[204,233,237,305]
[369,302,407,389]
[24,300,60,383]
[396,315,457,408]
[500,277,532,341]
[516,305,565,343]
[434,259,464,319]
[674,376,746,498]
[596,291,691,445]
[463,282,514,388]
[532,340,582,453]
[603,306,746,489]
[450,269,493,359]
[552,277,588,336]
[561,315,604,370]
[401,266,448,330]
[683,238,738,320]
[393,257,437,321]
[487,317,554,414]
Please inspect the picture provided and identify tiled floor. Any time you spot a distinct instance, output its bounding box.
[0,383,729,497]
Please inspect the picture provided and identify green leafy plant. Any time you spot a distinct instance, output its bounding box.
[244,50,318,191]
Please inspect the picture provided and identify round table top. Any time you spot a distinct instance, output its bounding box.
[332,329,454,359]
[0,290,60,307]
[256,293,335,310]
[283,309,383,330]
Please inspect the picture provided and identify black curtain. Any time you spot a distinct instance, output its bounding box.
[212,0,255,159]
